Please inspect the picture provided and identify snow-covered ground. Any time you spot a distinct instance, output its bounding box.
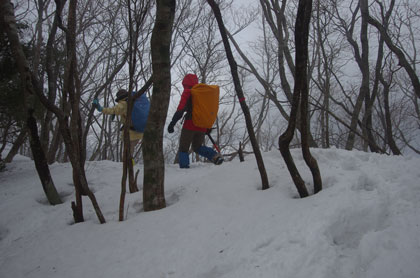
[1,148,419,278]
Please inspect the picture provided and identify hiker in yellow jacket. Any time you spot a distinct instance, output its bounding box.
[93,90,144,155]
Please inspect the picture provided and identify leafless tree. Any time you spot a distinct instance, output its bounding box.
[118,0,153,221]
[366,0,420,100]
[227,0,319,148]
[279,0,322,197]
[1,0,62,205]
[207,0,270,190]
[142,0,175,212]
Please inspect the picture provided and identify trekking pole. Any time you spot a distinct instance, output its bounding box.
[206,131,221,153]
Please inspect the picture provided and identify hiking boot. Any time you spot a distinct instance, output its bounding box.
[212,153,224,165]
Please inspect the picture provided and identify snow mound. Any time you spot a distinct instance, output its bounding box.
[1,148,419,278]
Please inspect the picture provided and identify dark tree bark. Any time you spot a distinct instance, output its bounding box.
[278,4,309,198]
[120,78,152,220]
[297,0,322,194]
[43,0,61,163]
[366,0,420,100]
[5,127,28,163]
[343,1,379,152]
[359,0,381,153]
[3,0,106,223]
[33,0,55,156]
[119,1,153,202]
[27,111,62,205]
[60,0,105,223]
[142,0,175,212]
[1,0,62,205]
[314,0,331,149]
[279,0,322,197]
[249,0,319,148]
[238,141,244,162]
[47,122,61,164]
[206,0,270,190]
[380,74,401,155]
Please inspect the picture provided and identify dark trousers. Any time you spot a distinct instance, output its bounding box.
[179,128,205,153]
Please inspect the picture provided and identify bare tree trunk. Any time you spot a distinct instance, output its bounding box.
[142,0,175,212]
[234,1,318,148]
[207,0,270,190]
[5,0,106,223]
[380,75,401,155]
[123,0,152,195]
[298,0,322,194]
[47,122,61,164]
[314,0,330,148]
[278,8,308,198]
[119,79,152,220]
[4,127,28,163]
[124,0,140,195]
[280,0,322,197]
[1,0,62,205]
[238,141,244,162]
[344,2,366,151]
[366,0,420,100]
[62,0,106,224]
[28,112,62,204]
[359,0,381,153]
[34,0,52,154]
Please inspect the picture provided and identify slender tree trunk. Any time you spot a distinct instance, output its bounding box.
[5,127,28,163]
[27,111,63,204]
[0,121,11,156]
[278,1,309,198]
[366,0,420,100]
[238,141,244,162]
[381,76,401,155]
[345,2,368,151]
[298,0,322,194]
[119,79,152,220]
[280,0,322,197]
[360,0,381,153]
[124,0,142,195]
[142,0,175,212]
[1,0,62,205]
[44,0,61,163]
[63,0,105,224]
[7,0,107,223]
[34,0,51,153]
[314,0,330,148]
[207,0,269,190]
[47,122,61,164]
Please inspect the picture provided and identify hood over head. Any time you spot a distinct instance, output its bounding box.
[182,74,199,89]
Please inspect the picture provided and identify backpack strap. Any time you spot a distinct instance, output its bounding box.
[184,96,192,120]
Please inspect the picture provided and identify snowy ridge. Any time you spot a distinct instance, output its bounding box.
[1,149,419,278]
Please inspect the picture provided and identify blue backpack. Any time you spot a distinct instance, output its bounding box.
[131,93,150,132]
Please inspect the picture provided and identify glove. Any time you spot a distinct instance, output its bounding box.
[167,110,183,133]
[167,122,175,133]
[92,99,103,112]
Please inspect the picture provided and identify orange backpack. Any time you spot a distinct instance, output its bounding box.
[190,83,220,128]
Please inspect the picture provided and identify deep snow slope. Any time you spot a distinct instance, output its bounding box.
[1,148,419,278]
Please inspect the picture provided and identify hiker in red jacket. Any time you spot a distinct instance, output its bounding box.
[167,74,223,168]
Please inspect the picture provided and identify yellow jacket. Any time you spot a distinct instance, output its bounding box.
[102,100,143,141]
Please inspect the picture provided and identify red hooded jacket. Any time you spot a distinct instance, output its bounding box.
[177,74,207,132]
